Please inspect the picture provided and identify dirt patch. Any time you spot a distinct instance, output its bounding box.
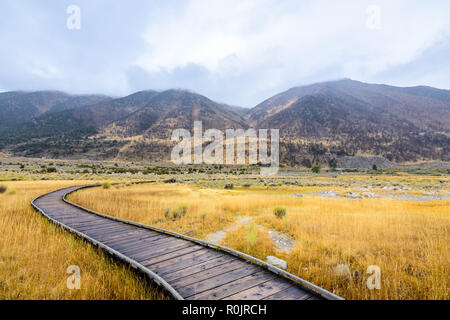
[206,216,253,244]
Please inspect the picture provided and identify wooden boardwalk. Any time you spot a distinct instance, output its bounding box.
[32,185,342,300]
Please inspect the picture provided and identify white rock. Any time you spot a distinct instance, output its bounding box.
[268,231,294,253]
[266,256,287,270]
[362,192,380,198]
[345,192,363,199]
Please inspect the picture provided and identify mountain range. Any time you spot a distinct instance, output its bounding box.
[0,79,448,166]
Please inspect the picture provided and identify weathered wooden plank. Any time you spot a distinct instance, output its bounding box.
[162,256,235,283]
[144,248,212,270]
[119,236,184,256]
[105,232,162,248]
[222,278,293,300]
[81,224,132,236]
[60,218,111,229]
[50,212,95,221]
[80,227,133,238]
[109,233,169,250]
[89,228,146,242]
[65,218,111,228]
[46,210,84,217]
[139,245,205,266]
[76,222,126,233]
[46,210,88,218]
[133,242,198,262]
[170,260,249,289]
[150,250,223,275]
[69,218,118,228]
[188,271,276,300]
[127,237,188,258]
[176,264,260,298]
[262,285,312,300]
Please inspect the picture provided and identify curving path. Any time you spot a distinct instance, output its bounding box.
[32,185,343,300]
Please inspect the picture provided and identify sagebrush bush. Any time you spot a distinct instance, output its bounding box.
[311,165,321,174]
[273,206,287,219]
[173,204,188,219]
[164,204,188,220]
[0,185,7,194]
[102,182,111,189]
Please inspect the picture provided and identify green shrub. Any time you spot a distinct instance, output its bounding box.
[311,165,321,174]
[273,207,287,219]
[164,204,188,220]
[0,185,7,194]
[172,204,188,219]
[102,182,111,189]
[40,167,57,173]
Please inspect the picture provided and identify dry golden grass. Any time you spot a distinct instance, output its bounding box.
[0,181,166,300]
[222,222,276,259]
[252,196,449,300]
[70,184,236,239]
[70,180,450,300]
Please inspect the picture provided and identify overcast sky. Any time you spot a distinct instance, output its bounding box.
[0,0,449,107]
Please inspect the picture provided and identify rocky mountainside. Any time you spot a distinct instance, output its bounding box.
[0,91,111,130]
[247,79,449,165]
[0,80,448,166]
[0,89,246,160]
[248,79,450,132]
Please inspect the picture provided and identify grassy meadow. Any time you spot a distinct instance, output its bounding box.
[69,177,450,300]
[0,157,448,300]
[0,180,166,300]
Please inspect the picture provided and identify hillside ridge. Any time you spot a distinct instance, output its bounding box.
[0,80,448,166]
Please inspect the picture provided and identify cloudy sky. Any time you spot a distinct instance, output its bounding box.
[0,0,449,107]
